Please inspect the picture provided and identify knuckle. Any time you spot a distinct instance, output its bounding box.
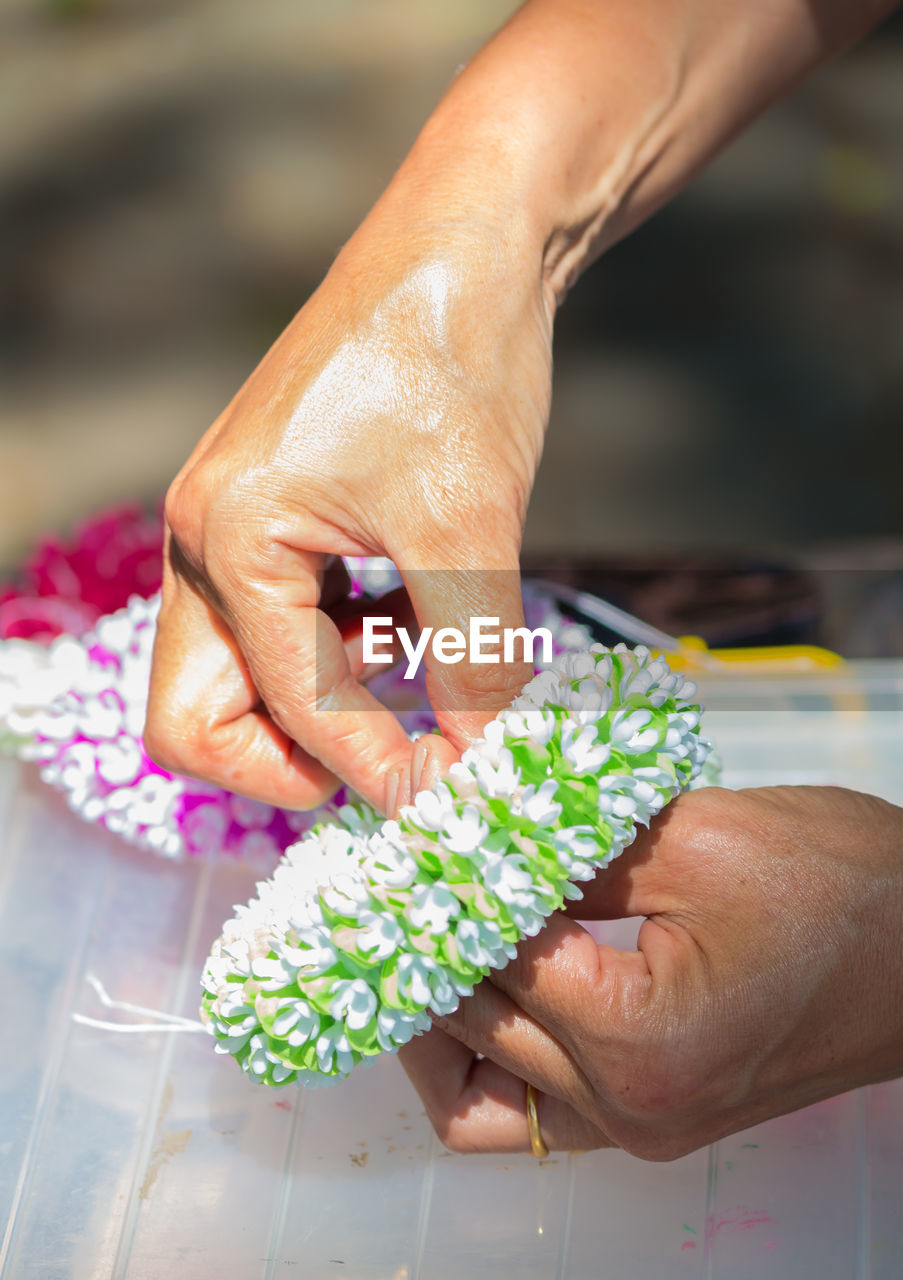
[432,1116,489,1156]
[406,493,521,565]
[664,785,761,869]
[163,473,204,562]
[438,653,531,702]
[434,1124,471,1155]
[143,704,210,780]
[598,1043,719,1163]
[165,462,265,586]
[599,1054,712,1167]
[619,1128,703,1163]
[141,718,184,776]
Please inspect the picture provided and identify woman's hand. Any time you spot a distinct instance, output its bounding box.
[144,0,897,812]
[144,203,553,814]
[399,785,903,1159]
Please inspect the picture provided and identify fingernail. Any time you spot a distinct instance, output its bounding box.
[410,737,429,798]
[384,767,400,818]
[394,772,412,814]
[419,753,445,796]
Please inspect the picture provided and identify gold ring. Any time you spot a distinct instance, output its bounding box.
[525,1082,549,1159]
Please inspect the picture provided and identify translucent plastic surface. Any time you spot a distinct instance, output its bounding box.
[2,662,902,1278]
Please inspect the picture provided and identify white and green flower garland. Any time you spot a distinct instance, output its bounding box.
[201,643,713,1087]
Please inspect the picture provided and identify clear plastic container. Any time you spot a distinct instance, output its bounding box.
[1,662,902,1279]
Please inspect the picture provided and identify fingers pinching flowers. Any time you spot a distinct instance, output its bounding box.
[147,522,416,812]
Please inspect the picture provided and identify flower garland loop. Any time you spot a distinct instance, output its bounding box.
[200,643,711,1087]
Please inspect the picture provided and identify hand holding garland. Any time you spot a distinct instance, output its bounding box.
[401,784,903,1158]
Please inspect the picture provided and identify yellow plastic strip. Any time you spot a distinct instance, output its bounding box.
[671,634,844,673]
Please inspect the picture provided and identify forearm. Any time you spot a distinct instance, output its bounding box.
[367,0,896,303]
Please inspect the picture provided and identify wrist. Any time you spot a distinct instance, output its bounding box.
[348,129,551,316]
[328,146,556,362]
[353,0,895,308]
[350,0,735,306]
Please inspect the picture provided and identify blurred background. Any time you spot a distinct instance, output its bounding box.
[1,0,901,653]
